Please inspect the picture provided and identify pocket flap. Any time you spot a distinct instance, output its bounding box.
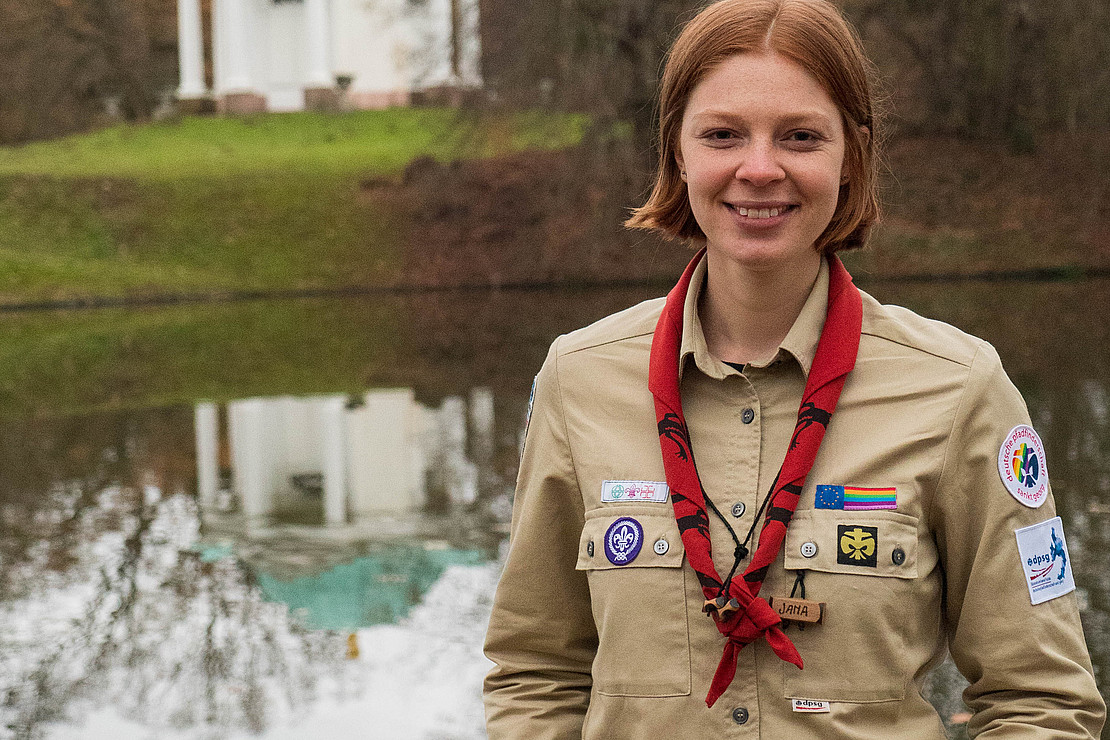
[576,508,685,571]
[784,509,920,578]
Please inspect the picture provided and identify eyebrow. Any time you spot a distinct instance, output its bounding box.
[686,109,837,127]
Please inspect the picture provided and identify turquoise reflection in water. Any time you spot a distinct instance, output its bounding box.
[256,545,486,630]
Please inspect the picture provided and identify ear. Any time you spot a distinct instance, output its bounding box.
[674,150,687,181]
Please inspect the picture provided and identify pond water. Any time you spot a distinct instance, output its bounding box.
[1,276,1108,740]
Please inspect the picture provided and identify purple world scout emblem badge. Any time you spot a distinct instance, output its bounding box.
[605,517,644,565]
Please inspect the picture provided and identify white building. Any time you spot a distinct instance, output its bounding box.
[176,0,482,113]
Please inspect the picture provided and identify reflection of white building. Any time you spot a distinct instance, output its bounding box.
[176,0,483,113]
[195,388,493,524]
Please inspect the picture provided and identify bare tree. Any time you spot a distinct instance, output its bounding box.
[0,0,177,144]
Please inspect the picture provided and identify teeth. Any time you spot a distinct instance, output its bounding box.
[736,206,784,219]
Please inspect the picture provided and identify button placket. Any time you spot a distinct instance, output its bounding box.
[714,384,760,566]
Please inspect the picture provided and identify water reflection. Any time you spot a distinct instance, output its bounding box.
[0,277,1108,738]
[198,388,497,523]
[1,386,505,739]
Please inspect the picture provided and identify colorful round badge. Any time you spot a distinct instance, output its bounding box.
[997,424,1049,508]
[604,517,644,565]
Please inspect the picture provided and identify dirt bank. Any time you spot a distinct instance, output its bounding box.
[369,134,1110,286]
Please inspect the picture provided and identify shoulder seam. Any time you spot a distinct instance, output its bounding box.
[559,329,656,357]
[860,328,983,368]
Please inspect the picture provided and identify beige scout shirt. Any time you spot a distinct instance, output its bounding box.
[483,256,1105,739]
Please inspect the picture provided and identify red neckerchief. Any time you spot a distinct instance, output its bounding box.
[648,249,862,707]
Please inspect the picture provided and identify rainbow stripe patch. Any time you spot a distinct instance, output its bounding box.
[815,485,897,511]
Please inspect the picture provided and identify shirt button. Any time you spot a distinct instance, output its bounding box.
[731,502,746,518]
[892,547,906,565]
[587,541,594,557]
[732,706,749,725]
[800,542,818,558]
[741,408,756,424]
[654,538,669,555]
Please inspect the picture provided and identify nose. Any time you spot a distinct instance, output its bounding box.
[734,140,784,187]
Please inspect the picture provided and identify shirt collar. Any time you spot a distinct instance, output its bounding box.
[678,254,829,381]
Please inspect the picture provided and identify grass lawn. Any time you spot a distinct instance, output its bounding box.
[0,109,587,303]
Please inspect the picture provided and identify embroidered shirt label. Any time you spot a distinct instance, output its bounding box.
[601,480,670,503]
[1015,516,1075,605]
[816,485,896,510]
[792,699,831,713]
[998,425,1049,508]
[837,525,878,567]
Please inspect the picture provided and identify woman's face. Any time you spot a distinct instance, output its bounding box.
[676,51,846,274]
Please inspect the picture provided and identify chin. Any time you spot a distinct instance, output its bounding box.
[707,240,821,273]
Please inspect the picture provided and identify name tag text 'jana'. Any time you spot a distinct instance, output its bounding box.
[767,596,825,624]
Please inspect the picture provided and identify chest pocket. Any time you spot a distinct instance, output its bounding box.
[779,509,941,703]
[575,507,691,697]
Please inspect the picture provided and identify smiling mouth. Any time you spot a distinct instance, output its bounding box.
[726,204,797,219]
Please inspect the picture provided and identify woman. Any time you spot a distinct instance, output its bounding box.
[483,0,1105,737]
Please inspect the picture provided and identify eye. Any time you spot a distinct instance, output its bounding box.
[785,130,824,147]
[707,129,734,141]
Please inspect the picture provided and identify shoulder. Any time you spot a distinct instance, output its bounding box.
[859,289,999,371]
[534,297,663,408]
[553,297,665,358]
[856,288,1024,432]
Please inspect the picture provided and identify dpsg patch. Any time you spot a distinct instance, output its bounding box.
[1015,516,1075,605]
[604,517,644,565]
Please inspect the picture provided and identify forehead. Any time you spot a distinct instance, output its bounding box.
[683,51,840,125]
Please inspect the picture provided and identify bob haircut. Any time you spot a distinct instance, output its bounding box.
[626,0,881,253]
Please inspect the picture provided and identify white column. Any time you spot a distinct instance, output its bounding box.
[194,402,220,508]
[347,389,420,514]
[304,0,332,87]
[229,399,271,519]
[321,397,348,525]
[458,0,482,86]
[331,0,355,80]
[440,395,477,506]
[177,0,207,98]
[219,0,253,91]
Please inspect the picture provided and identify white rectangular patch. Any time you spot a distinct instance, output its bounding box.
[1014,516,1075,605]
[792,699,831,713]
[601,480,670,503]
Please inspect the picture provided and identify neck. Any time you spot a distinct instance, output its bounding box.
[699,249,823,365]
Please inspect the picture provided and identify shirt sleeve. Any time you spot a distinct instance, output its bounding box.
[931,342,1105,738]
[483,337,598,738]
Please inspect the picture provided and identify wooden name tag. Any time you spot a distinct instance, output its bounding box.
[768,596,825,624]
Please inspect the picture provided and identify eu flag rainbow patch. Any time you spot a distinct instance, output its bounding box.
[815,485,897,511]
